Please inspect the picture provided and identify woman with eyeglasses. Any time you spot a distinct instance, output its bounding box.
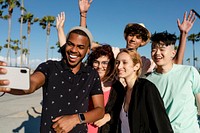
[86,44,125,133]
[110,48,173,133]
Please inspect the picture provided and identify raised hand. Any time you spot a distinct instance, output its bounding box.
[56,12,65,31]
[56,12,66,47]
[174,10,196,64]
[177,10,196,34]
[79,0,93,14]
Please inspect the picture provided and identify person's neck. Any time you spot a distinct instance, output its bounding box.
[71,66,80,74]
[125,75,137,90]
[65,60,81,74]
[156,63,173,74]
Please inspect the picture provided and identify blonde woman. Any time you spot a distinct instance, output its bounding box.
[110,49,173,133]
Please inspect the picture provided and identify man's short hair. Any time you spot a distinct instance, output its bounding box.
[151,31,177,46]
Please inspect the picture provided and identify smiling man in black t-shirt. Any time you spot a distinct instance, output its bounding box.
[0,26,105,133]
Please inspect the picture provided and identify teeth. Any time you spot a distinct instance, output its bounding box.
[70,55,77,58]
[155,56,162,59]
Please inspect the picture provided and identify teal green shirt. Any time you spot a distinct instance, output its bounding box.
[147,64,200,133]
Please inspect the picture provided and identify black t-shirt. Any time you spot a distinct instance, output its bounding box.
[35,59,103,133]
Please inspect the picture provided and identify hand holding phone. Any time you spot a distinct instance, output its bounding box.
[0,66,30,90]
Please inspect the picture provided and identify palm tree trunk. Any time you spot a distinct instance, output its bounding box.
[25,53,27,66]
[20,0,24,67]
[46,35,49,61]
[15,52,17,67]
[7,17,12,65]
[27,33,30,68]
[193,42,195,67]
[51,49,53,59]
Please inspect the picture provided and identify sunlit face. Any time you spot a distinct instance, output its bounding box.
[93,55,109,80]
[116,52,138,79]
[151,42,176,68]
[126,33,145,49]
[65,33,90,70]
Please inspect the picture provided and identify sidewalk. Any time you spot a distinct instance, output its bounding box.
[0,89,42,133]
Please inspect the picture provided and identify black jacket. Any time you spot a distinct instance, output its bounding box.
[101,78,173,133]
[98,80,125,133]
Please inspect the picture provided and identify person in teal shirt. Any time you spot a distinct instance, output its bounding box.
[146,31,200,133]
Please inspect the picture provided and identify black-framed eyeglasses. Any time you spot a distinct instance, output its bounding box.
[93,60,109,67]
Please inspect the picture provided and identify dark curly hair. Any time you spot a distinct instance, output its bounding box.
[87,44,115,83]
[151,31,177,46]
[124,24,149,41]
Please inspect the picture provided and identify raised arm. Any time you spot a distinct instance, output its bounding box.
[56,0,93,48]
[56,12,66,47]
[79,0,93,27]
[174,10,196,64]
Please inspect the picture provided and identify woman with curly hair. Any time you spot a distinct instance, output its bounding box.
[87,44,124,133]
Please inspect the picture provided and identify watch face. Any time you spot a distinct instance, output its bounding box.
[79,113,85,124]
[80,113,85,121]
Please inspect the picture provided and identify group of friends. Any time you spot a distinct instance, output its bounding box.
[0,0,200,133]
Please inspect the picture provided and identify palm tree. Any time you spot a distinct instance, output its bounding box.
[12,39,20,66]
[39,15,56,61]
[197,32,200,38]
[21,35,26,65]
[22,48,28,66]
[0,0,21,65]
[186,58,190,65]
[4,43,12,65]
[22,35,26,48]
[56,41,62,59]
[22,35,26,41]
[4,43,9,49]
[19,0,26,67]
[11,45,19,66]
[56,41,60,52]
[50,46,55,59]
[0,10,3,17]
[4,38,13,63]
[0,45,2,55]
[187,33,200,67]
[20,12,39,67]
[194,57,199,68]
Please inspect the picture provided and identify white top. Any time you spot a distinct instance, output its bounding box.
[120,104,130,133]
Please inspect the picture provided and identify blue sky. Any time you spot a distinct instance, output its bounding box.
[0,0,200,69]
